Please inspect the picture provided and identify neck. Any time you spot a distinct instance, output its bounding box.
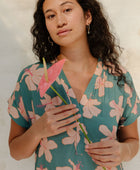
[58,40,97,73]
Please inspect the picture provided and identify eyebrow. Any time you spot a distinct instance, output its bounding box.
[44,1,74,14]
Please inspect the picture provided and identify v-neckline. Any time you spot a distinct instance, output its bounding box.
[59,59,99,104]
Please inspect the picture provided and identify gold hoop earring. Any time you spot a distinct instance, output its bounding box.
[48,36,54,46]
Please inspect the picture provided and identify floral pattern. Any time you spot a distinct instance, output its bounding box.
[8,61,140,170]
[40,94,62,111]
[21,64,43,91]
[95,166,117,170]
[62,123,87,151]
[109,96,124,123]
[36,166,48,170]
[56,159,82,170]
[95,72,113,97]
[80,94,101,118]
[131,96,140,115]
[124,83,133,107]
[56,77,76,102]
[99,125,117,140]
[28,101,40,124]
[39,138,58,163]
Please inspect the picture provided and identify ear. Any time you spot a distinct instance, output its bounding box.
[85,10,92,25]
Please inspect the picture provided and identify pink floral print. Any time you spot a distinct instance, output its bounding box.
[28,101,40,124]
[94,62,103,76]
[62,123,87,151]
[8,82,20,119]
[36,166,48,170]
[131,96,139,115]
[15,82,20,91]
[95,166,117,170]
[80,94,101,119]
[56,167,72,170]
[8,61,140,170]
[95,72,113,97]
[124,83,133,107]
[39,138,58,163]
[40,94,62,111]
[8,94,19,119]
[56,78,76,101]
[56,159,81,170]
[18,97,29,121]
[21,64,43,91]
[99,125,117,140]
[68,159,81,170]
[8,96,29,121]
[109,96,124,123]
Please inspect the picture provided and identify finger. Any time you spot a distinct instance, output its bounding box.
[46,104,77,115]
[89,153,118,162]
[57,114,81,128]
[57,121,78,134]
[92,158,119,168]
[55,108,79,121]
[85,140,115,149]
[85,147,114,155]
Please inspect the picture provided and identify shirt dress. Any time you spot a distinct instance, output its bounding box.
[8,59,140,170]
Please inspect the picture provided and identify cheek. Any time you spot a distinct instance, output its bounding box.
[45,21,55,36]
[45,22,58,42]
[45,23,52,34]
[73,12,86,30]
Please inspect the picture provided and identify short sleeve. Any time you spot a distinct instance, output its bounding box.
[8,69,30,128]
[119,72,140,127]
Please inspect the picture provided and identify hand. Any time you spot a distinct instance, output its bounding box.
[85,139,125,168]
[33,104,80,139]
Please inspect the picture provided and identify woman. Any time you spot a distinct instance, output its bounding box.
[8,0,140,169]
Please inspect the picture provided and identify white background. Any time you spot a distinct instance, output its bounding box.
[0,0,140,169]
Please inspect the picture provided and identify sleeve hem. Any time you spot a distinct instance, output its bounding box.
[9,114,29,129]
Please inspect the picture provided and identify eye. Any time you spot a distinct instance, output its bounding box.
[47,14,55,20]
[64,8,72,13]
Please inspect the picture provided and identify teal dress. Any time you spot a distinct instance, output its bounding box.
[8,60,140,170]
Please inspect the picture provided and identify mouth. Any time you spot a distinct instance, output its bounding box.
[57,29,72,36]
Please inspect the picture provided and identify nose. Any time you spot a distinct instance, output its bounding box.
[57,14,67,28]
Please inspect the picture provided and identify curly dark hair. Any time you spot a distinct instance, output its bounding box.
[31,0,128,86]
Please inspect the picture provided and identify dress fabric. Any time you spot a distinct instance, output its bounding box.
[8,60,140,170]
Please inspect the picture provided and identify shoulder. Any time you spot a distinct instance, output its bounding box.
[101,61,133,82]
[17,62,43,82]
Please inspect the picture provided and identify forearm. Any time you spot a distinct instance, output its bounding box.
[121,138,139,162]
[9,104,79,160]
[9,124,41,160]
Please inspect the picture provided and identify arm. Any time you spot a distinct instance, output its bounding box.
[117,119,139,161]
[9,104,80,160]
[9,119,41,160]
[85,120,139,168]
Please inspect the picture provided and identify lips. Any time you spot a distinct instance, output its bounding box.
[57,29,72,36]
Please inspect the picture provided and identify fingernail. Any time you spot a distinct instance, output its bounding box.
[85,145,89,148]
[78,114,81,118]
[92,158,95,162]
[76,122,79,125]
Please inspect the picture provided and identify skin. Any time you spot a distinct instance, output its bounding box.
[85,121,139,167]
[9,0,139,168]
[9,104,80,160]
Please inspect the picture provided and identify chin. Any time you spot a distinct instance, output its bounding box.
[56,40,75,48]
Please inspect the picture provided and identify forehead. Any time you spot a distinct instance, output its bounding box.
[43,0,78,11]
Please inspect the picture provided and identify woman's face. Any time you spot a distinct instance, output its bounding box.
[43,0,92,47]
